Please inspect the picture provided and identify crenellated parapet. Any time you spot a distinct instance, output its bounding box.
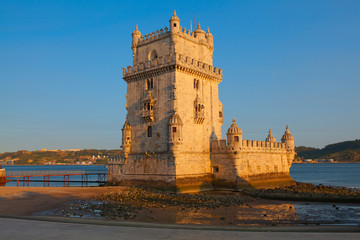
[133,15,213,51]
[123,53,223,82]
[211,139,291,154]
[136,27,170,46]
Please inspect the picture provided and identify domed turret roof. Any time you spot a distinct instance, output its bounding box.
[169,112,183,125]
[206,27,213,37]
[169,10,180,22]
[227,119,242,135]
[194,23,206,34]
[132,25,141,35]
[122,120,131,130]
[265,129,277,142]
[281,125,294,141]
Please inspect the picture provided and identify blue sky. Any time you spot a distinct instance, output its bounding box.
[0,0,359,152]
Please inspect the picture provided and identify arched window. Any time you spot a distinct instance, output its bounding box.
[149,50,158,61]
[147,126,152,137]
[234,136,239,142]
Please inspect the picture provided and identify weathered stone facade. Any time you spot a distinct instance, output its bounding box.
[108,11,296,192]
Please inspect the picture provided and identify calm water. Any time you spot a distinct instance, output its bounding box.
[2,165,107,187]
[2,163,360,188]
[290,163,360,189]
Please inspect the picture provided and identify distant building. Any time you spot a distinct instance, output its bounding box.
[0,159,14,166]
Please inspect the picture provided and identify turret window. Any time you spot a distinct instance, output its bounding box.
[174,23,177,27]
[147,126,152,137]
[172,127,177,133]
[234,136,239,142]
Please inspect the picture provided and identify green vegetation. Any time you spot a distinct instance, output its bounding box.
[296,139,360,162]
[0,149,123,165]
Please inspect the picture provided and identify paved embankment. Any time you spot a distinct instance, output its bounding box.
[0,216,360,240]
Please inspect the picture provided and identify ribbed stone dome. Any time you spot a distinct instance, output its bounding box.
[169,10,180,22]
[132,25,141,35]
[265,129,277,142]
[194,23,206,34]
[227,119,242,135]
[281,125,294,141]
[169,113,183,125]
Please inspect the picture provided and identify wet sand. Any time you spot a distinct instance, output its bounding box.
[1,186,360,226]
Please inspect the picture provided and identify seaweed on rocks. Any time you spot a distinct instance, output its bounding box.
[94,187,247,209]
[243,182,360,203]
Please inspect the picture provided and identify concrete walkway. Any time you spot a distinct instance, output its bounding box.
[1,217,360,240]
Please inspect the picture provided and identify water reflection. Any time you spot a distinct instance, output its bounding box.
[174,202,297,225]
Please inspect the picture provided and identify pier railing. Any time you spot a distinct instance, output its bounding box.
[5,169,107,177]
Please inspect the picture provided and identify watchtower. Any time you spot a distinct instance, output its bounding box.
[121,11,223,192]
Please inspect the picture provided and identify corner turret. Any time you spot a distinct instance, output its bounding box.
[169,10,181,33]
[169,112,183,151]
[206,27,214,49]
[281,125,295,150]
[226,119,243,147]
[194,23,206,40]
[265,129,277,142]
[132,25,142,57]
[121,120,132,158]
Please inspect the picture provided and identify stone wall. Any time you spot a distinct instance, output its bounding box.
[210,139,295,189]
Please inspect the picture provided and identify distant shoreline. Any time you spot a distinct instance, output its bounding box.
[292,162,358,164]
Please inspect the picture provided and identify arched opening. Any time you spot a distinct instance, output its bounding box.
[149,50,158,61]
[234,136,239,142]
[147,126,152,137]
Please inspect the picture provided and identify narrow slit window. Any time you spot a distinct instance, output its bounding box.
[147,126,152,137]
[172,127,177,133]
[146,79,154,90]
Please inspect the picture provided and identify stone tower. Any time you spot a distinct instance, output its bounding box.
[120,11,223,192]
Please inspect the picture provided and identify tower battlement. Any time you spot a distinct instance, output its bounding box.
[122,53,222,81]
[211,139,288,153]
[131,11,215,67]
[135,25,213,49]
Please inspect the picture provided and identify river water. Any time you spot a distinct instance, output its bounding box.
[2,163,360,188]
[290,163,360,189]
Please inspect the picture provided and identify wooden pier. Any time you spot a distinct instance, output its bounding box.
[4,170,107,187]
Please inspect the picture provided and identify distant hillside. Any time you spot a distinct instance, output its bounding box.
[0,149,123,165]
[296,139,360,162]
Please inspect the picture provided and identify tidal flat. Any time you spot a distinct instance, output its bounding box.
[35,185,360,226]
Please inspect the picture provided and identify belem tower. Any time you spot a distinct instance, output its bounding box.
[107,11,296,192]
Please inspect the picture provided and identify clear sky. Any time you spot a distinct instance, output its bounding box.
[1,0,359,152]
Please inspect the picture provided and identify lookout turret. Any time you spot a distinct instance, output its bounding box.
[226,119,243,148]
[131,25,142,59]
[169,10,181,33]
[121,120,132,158]
[281,125,295,150]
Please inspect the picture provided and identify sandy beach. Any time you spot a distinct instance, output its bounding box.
[0,186,119,215]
